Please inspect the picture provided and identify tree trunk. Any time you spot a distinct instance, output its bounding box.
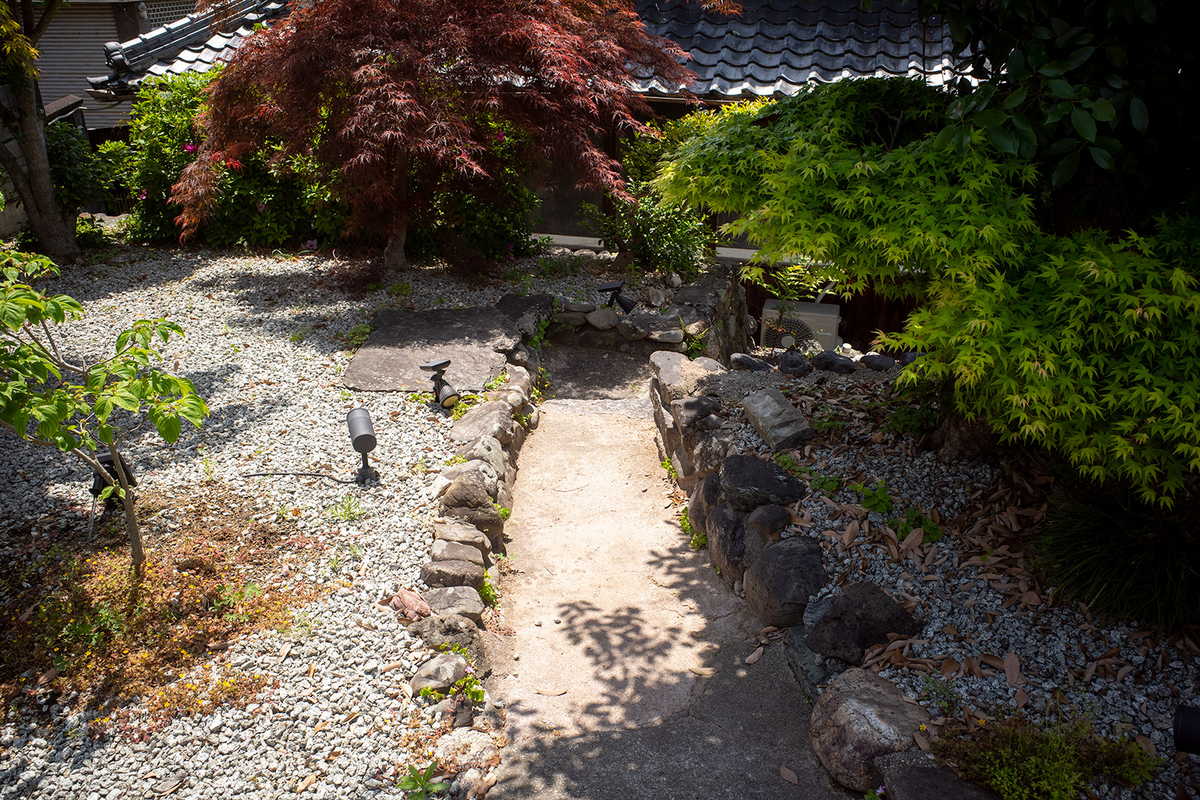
[383,223,408,270]
[2,84,80,261]
[108,445,144,567]
[382,153,409,270]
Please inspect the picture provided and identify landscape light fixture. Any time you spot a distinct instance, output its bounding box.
[599,280,637,314]
[89,451,136,508]
[346,408,378,484]
[421,358,460,409]
[1176,705,1200,754]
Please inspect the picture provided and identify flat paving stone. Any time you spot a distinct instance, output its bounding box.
[342,307,520,392]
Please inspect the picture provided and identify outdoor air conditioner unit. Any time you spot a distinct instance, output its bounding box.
[761,299,842,352]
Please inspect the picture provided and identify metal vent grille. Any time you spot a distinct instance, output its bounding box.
[761,314,819,351]
[145,0,197,29]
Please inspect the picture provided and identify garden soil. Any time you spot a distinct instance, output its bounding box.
[484,347,849,800]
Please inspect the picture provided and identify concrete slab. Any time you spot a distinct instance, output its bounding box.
[542,345,653,401]
[484,400,850,800]
[342,307,520,392]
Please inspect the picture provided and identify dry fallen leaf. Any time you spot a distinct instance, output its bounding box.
[745,646,764,665]
[297,773,317,793]
[536,687,567,696]
[689,666,718,677]
[342,712,360,724]
[913,731,931,751]
[1015,688,1028,711]
[313,721,330,734]
[780,766,799,785]
[1003,651,1024,687]
[1134,735,1157,758]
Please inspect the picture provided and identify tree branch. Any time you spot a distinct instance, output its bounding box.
[27,0,64,45]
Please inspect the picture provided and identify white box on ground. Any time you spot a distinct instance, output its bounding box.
[761,299,842,352]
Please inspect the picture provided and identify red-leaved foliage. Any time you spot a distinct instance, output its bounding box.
[170,0,697,265]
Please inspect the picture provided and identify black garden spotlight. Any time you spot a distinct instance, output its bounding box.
[421,358,460,409]
[1176,705,1200,755]
[346,408,378,484]
[599,280,637,314]
[89,451,136,510]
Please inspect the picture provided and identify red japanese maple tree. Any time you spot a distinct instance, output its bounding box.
[171,0,700,266]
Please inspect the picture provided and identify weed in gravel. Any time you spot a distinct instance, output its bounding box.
[809,473,842,496]
[343,323,372,349]
[773,452,810,479]
[661,458,678,481]
[387,281,411,297]
[883,403,938,436]
[890,507,942,544]
[289,331,305,343]
[397,761,448,800]
[920,673,961,715]
[451,394,481,420]
[849,479,894,514]
[492,502,511,521]
[479,577,499,607]
[444,454,466,467]
[935,713,1158,800]
[327,495,365,522]
[679,511,707,550]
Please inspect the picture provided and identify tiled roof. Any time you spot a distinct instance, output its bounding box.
[86,0,288,100]
[635,0,954,100]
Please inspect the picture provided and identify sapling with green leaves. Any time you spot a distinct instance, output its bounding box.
[0,251,208,566]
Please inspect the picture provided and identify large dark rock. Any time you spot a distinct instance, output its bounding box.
[410,614,489,677]
[745,504,790,567]
[450,401,515,446]
[670,395,723,430]
[434,520,492,558]
[782,626,848,702]
[810,669,931,793]
[496,294,554,337]
[805,583,922,666]
[421,559,485,590]
[742,537,826,628]
[860,353,897,372]
[778,351,811,377]
[445,504,504,541]
[688,472,723,538]
[423,586,486,626]
[731,353,774,373]
[719,455,807,511]
[441,470,493,510]
[704,503,748,589]
[931,414,995,463]
[875,753,1001,800]
[812,350,856,374]
[431,539,485,567]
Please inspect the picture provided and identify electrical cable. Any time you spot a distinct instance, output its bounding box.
[240,471,361,484]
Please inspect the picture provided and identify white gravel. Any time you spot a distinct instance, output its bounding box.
[0,244,622,799]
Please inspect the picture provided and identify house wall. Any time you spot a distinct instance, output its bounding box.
[35,5,127,129]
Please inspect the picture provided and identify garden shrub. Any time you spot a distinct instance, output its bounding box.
[655,77,1038,298]
[882,217,1200,508]
[44,121,113,216]
[112,70,346,247]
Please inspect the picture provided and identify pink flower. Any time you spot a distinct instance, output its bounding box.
[183,143,197,154]
[256,202,267,213]
[137,189,148,200]
[496,130,505,142]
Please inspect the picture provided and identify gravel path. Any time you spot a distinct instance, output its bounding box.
[0,245,622,800]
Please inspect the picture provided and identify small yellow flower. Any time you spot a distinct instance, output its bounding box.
[978,718,986,726]
[919,724,927,731]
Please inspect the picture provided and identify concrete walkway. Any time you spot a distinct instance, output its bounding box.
[485,348,847,800]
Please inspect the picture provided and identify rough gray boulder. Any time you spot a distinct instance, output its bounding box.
[742,388,814,451]
[422,586,486,626]
[812,350,856,374]
[445,504,504,541]
[441,470,493,510]
[860,353,897,372]
[670,395,722,430]
[719,454,807,511]
[781,626,848,702]
[809,668,931,793]
[421,559,486,590]
[731,353,774,373]
[554,311,587,327]
[434,520,492,558]
[431,539,486,567]
[688,472,723,538]
[410,652,470,694]
[585,306,620,330]
[742,537,826,627]
[410,614,488,676]
[617,316,649,340]
[778,350,811,377]
[496,294,554,337]
[805,583,922,666]
[875,752,1001,800]
[456,435,507,478]
[704,502,748,589]
[649,350,726,401]
[451,401,515,446]
[744,504,790,566]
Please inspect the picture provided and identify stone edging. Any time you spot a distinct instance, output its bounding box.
[648,350,999,799]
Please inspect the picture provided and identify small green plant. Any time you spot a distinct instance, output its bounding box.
[810,473,842,496]
[289,331,305,343]
[483,370,508,392]
[883,403,938,436]
[935,713,1158,800]
[419,685,444,702]
[199,455,216,483]
[890,507,943,544]
[215,583,263,623]
[920,674,961,716]
[661,458,678,482]
[479,577,498,606]
[492,501,511,521]
[811,416,846,434]
[530,367,550,403]
[348,542,363,560]
[679,511,707,550]
[327,494,365,522]
[344,323,372,349]
[410,458,429,474]
[849,480,894,514]
[396,761,448,800]
[444,454,467,466]
[387,281,412,297]
[453,674,486,704]
[451,394,481,420]
[526,317,552,350]
[328,553,341,574]
[773,452,810,479]
[864,787,885,800]
[683,325,708,359]
[410,391,434,405]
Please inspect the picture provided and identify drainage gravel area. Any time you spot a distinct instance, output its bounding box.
[719,366,1199,799]
[0,245,622,799]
